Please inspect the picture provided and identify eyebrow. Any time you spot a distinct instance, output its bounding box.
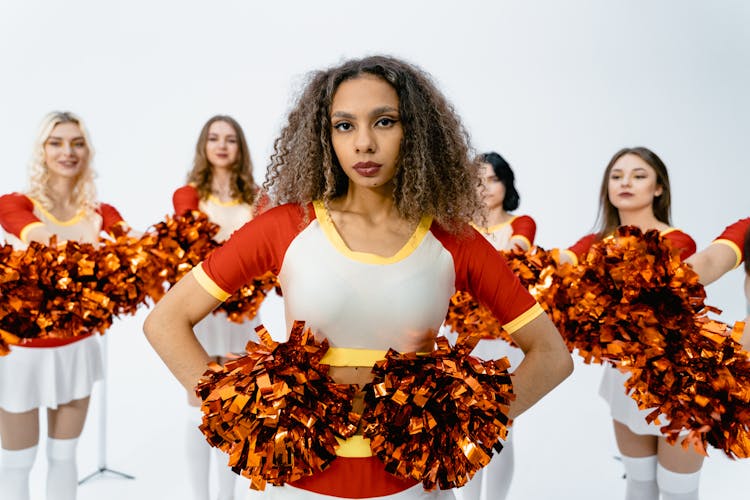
[331,106,399,119]
[47,136,85,141]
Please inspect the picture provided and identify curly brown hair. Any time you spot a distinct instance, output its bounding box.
[187,115,257,204]
[594,146,672,239]
[263,55,482,232]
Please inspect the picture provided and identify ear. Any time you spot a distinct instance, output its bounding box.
[654,185,663,197]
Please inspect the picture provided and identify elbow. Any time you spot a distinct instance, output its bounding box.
[142,310,160,345]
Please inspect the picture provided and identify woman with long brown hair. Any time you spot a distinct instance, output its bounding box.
[145,55,572,499]
[563,147,703,500]
[172,115,262,500]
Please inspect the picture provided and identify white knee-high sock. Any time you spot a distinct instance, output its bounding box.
[46,437,79,500]
[213,448,236,500]
[186,407,210,500]
[1,445,38,500]
[657,463,701,500]
[621,455,658,500]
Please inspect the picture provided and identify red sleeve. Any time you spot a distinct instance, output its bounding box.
[96,203,125,234]
[431,224,541,333]
[197,203,313,299]
[663,230,696,260]
[510,215,536,246]
[713,218,750,263]
[0,193,41,238]
[253,191,273,217]
[172,185,200,215]
[567,234,597,259]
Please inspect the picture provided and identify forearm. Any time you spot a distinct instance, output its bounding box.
[506,314,573,419]
[143,273,219,391]
[685,244,737,286]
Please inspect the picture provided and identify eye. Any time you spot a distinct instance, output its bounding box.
[46,140,61,147]
[375,117,397,127]
[333,122,352,132]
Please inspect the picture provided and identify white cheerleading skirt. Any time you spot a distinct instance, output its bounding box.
[599,365,671,436]
[439,324,524,372]
[194,311,261,357]
[0,335,103,413]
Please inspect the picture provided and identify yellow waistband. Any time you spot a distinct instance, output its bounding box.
[320,347,388,367]
[335,435,372,457]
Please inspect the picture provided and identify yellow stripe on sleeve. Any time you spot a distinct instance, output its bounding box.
[503,302,544,335]
[191,265,232,302]
[510,235,532,250]
[19,222,45,243]
[561,249,579,266]
[712,239,743,269]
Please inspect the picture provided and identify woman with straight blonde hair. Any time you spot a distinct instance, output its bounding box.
[0,111,127,500]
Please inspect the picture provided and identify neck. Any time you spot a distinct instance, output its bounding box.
[335,184,398,221]
[482,206,510,227]
[617,206,663,231]
[45,175,79,209]
[211,167,233,197]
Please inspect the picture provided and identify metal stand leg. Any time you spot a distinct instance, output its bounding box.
[79,333,135,484]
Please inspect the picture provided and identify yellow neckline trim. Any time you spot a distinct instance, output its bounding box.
[30,198,84,226]
[312,200,432,265]
[472,215,517,234]
[207,195,242,207]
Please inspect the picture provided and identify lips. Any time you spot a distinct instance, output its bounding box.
[352,161,382,177]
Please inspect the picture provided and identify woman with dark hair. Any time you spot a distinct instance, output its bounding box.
[171,115,263,500]
[563,147,703,500]
[144,55,572,499]
[0,112,127,500]
[472,152,535,252]
[458,151,535,500]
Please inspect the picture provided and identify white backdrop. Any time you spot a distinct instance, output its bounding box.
[1,1,749,499]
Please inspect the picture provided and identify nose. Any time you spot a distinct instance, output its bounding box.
[62,142,74,155]
[354,128,376,154]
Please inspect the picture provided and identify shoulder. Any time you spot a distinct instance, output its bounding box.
[661,228,696,258]
[0,192,33,209]
[173,184,199,198]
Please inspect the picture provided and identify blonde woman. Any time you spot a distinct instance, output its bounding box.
[172,115,263,500]
[0,111,127,500]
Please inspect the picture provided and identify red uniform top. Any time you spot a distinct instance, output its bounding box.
[193,201,545,497]
[565,227,696,265]
[473,214,536,251]
[0,193,125,347]
[173,185,270,241]
[711,217,750,268]
[196,202,543,353]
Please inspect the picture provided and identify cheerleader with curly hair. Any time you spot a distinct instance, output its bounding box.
[172,115,264,500]
[563,147,703,500]
[144,55,572,500]
[0,112,127,500]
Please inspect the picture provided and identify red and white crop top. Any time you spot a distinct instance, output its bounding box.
[472,214,536,251]
[194,201,543,355]
[0,192,124,250]
[173,185,255,242]
[564,227,696,265]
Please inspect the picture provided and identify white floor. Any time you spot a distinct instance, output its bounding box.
[23,295,750,500]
